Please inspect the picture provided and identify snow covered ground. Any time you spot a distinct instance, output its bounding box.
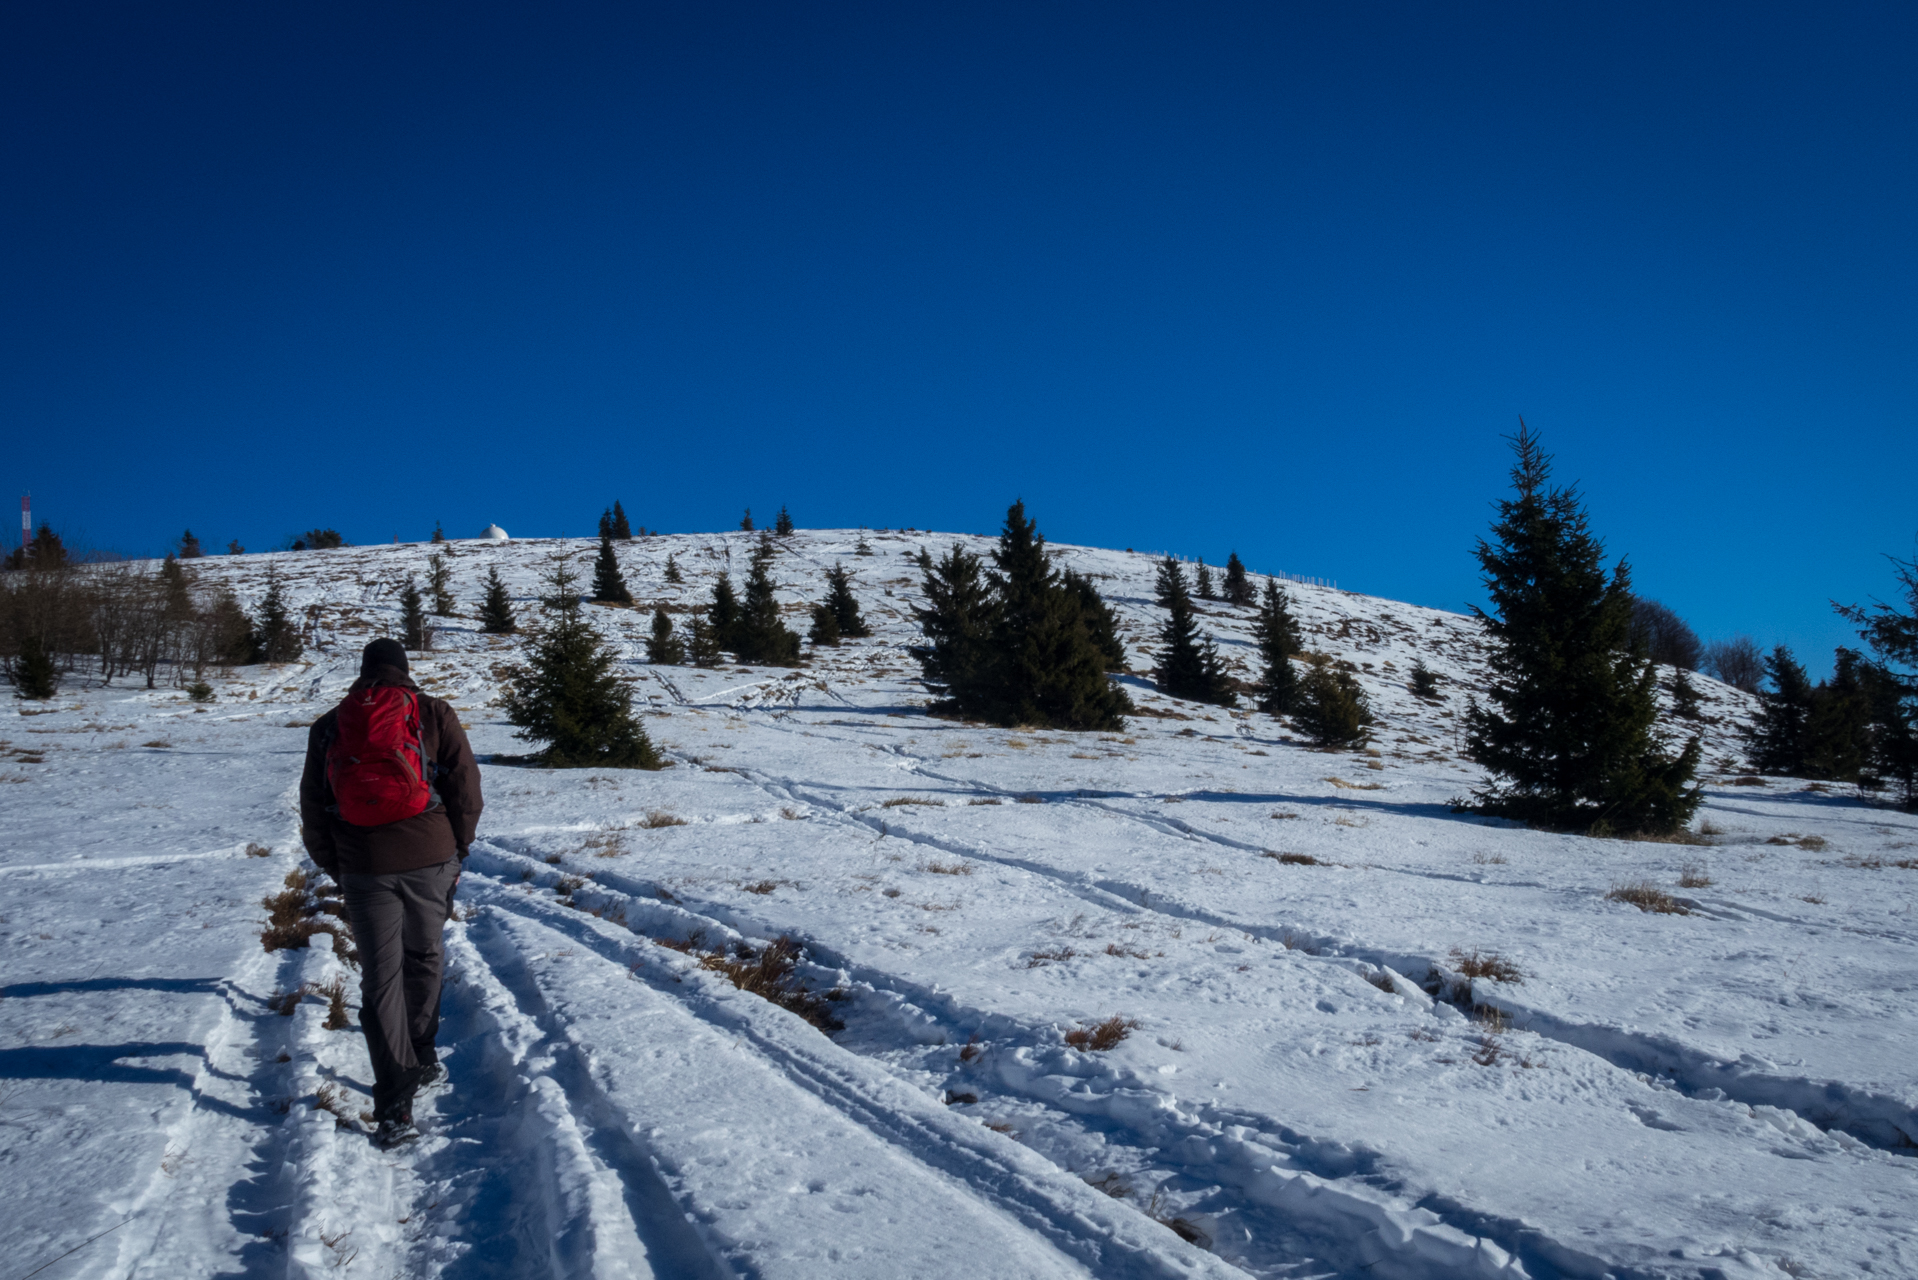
[3,528,1915,1279]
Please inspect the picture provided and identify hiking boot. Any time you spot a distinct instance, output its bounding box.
[374,1113,419,1149]
[416,1062,447,1090]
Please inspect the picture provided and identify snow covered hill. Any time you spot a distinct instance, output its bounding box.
[3,528,1915,1279]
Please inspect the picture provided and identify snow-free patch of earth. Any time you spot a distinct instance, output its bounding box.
[3,528,1915,1278]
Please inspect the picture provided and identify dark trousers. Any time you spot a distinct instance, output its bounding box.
[341,859,459,1118]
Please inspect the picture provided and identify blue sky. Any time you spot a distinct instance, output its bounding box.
[2,2,1912,671]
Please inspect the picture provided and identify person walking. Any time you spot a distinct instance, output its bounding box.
[300,637,483,1147]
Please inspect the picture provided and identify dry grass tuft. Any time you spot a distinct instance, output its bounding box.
[1607,881,1690,915]
[1325,776,1383,790]
[1678,862,1714,888]
[1279,931,1320,954]
[1470,851,1508,866]
[1104,942,1152,959]
[1015,794,1045,804]
[1261,851,1319,866]
[1064,1016,1138,1052]
[1449,948,1524,983]
[1025,946,1077,968]
[779,806,804,820]
[1146,1191,1212,1250]
[1268,811,1300,820]
[882,796,944,808]
[1730,775,1768,787]
[922,860,974,876]
[696,936,845,1033]
[1363,970,1396,993]
[244,843,273,859]
[741,879,778,895]
[260,869,359,966]
[1084,1171,1129,1198]
[968,797,1003,806]
[318,976,352,1030]
[311,1083,355,1129]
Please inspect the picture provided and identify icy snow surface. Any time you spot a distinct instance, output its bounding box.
[2,528,1915,1279]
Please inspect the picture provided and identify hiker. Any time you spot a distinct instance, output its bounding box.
[299,637,483,1147]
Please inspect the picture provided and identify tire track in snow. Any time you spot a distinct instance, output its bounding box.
[725,731,1918,1159]
[454,859,1250,1280]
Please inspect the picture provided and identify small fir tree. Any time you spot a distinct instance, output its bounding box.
[227,540,245,555]
[1802,649,1874,781]
[590,535,633,605]
[609,501,632,540]
[1195,558,1216,601]
[430,521,447,544]
[980,502,1131,730]
[734,540,802,666]
[427,552,456,616]
[708,575,741,653]
[300,528,346,550]
[1252,579,1304,715]
[252,572,303,663]
[205,587,255,665]
[1222,552,1251,606]
[13,635,57,700]
[1463,426,1700,834]
[686,615,722,667]
[598,508,614,539]
[24,524,67,570]
[1293,656,1374,746]
[159,553,193,622]
[775,505,795,536]
[1836,550,1918,807]
[399,577,431,651]
[1153,557,1186,608]
[1409,658,1442,701]
[1063,569,1127,671]
[911,544,997,712]
[1153,558,1234,705]
[1747,645,1813,775]
[855,531,874,556]
[664,553,684,584]
[823,563,871,637]
[501,563,662,768]
[178,529,205,559]
[478,566,517,634]
[809,602,841,646]
[647,607,685,664]
[739,508,754,532]
[1668,666,1703,720]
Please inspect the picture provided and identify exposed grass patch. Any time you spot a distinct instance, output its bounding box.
[695,936,845,1033]
[968,797,1003,806]
[1104,942,1154,959]
[1325,776,1383,790]
[1261,851,1319,866]
[1470,851,1508,866]
[922,860,974,875]
[882,796,944,808]
[640,810,688,829]
[1449,948,1524,983]
[1015,794,1045,804]
[740,880,778,895]
[1024,946,1077,967]
[142,740,172,749]
[1678,862,1713,888]
[1606,881,1690,915]
[1843,855,1918,870]
[244,843,273,858]
[1064,1016,1138,1052]
[1730,775,1768,787]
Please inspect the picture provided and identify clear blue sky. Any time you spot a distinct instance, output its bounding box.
[3,2,1913,670]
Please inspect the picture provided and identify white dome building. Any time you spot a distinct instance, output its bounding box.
[480,524,509,542]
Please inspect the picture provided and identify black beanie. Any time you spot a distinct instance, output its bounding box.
[361,637,409,678]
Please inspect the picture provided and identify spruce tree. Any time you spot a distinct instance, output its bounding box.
[502,563,662,768]
[1222,552,1251,606]
[205,587,255,665]
[1154,557,1185,608]
[686,616,722,667]
[1153,558,1234,705]
[399,577,431,651]
[1747,645,1813,775]
[708,574,741,653]
[809,602,841,646]
[1464,426,1701,834]
[159,553,193,623]
[1836,550,1918,806]
[823,563,871,637]
[252,572,303,663]
[664,553,683,584]
[1195,558,1216,601]
[775,505,795,536]
[980,502,1131,729]
[227,540,245,556]
[590,534,633,605]
[13,635,57,699]
[610,501,632,540]
[855,531,874,556]
[1294,656,1374,746]
[478,566,517,635]
[1063,569,1127,671]
[1252,579,1304,715]
[1803,649,1873,781]
[427,552,455,616]
[1409,658,1441,701]
[734,540,802,666]
[912,544,996,712]
[1668,666,1703,720]
[647,607,685,664]
[740,508,754,532]
[430,521,447,544]
[178,529,204,559]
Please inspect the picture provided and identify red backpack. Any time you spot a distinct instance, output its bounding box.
[326,685,433,826]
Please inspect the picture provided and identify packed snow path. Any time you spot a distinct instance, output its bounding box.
[2,529,1915,1278]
